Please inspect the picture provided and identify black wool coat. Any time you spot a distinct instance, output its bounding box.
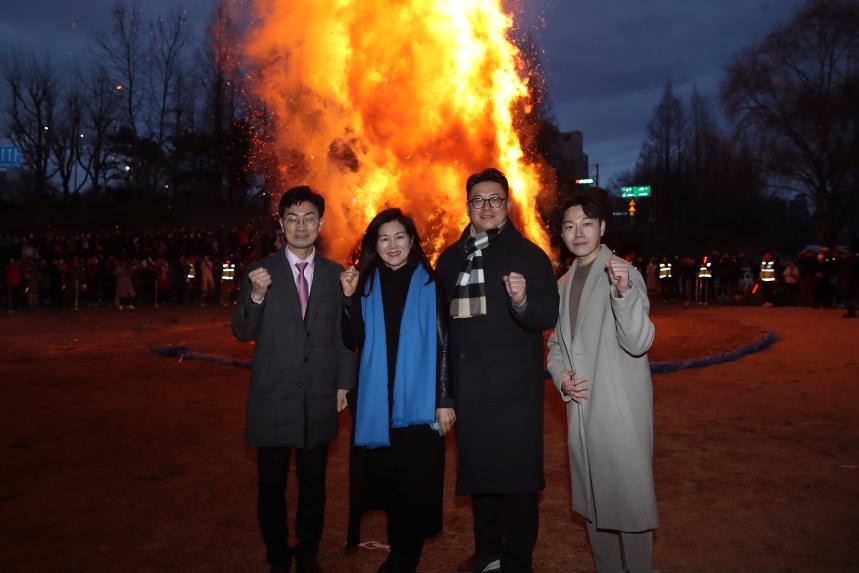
[436,222,559,495]
[232,249,355,448]
[340,260,451,545]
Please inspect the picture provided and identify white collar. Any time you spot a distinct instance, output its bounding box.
[285,246,315,267]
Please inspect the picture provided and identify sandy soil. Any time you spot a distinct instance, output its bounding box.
[1,304,857,573]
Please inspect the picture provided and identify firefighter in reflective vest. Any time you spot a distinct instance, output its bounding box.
[696,256,712,305]
[219,258,236,306]
[658,257,673,301]
[659,261,672,279]
[759,252,776,306]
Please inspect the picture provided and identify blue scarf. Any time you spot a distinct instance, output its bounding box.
[354,265,437,448]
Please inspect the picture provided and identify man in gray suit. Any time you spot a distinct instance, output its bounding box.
[546,193,658,573]
[233,185,355,573]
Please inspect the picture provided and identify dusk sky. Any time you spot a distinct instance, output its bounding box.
[2,0,806,187]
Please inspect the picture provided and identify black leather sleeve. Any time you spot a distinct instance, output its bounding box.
[341,293,364,351]
[436,286,454,408]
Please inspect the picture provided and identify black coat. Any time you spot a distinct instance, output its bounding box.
[436,222,559,495]
[341,260,450,544]
[232,249,355,448]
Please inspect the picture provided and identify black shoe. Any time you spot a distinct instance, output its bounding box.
[269,562,291,573]
[295,556,322,573]
[458,553,501,572]
[378,553,420,573]
[457,554,476,571]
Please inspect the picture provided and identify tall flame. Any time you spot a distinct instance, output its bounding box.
[245,0,552,263]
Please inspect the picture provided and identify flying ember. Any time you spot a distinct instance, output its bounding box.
[245,0,554,262]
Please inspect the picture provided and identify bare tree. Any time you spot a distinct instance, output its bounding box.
[203,0,244,200]
[636,81,687,224]
[94,2,146,135]
[148,9,189,142]
[688,88,715,182]
[51,89,87,197]
[2,51,58,194]
[722,0,859,247]
[638,81,686,177]
[145,8,190,190]
[79,66,119,195]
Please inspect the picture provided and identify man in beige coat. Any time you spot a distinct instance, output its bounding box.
[547,193,658,572]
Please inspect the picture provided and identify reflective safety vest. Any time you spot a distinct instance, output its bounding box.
[186,264,196,281]
[659,263,672,279]
[760,260,776,282]
[221,262,235,281]
[697,262,712,279]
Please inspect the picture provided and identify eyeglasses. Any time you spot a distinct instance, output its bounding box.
[282,215,320,229]
[468,196,506,209]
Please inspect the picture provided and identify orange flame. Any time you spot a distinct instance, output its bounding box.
[245,0,553,263]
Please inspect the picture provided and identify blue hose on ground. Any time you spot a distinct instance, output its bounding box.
[149,345,252,369]
[648,330,777,374]
[150,330,777,375]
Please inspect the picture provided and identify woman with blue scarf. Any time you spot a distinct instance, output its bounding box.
[341,208,454,573]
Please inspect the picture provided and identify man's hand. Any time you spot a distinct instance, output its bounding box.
[337,389,349,413]
[503,272,527,306]
[340,266,359,297]
[436,408,456,435]
[248,267,272,302]
[605,257,631,296]
[560,370,589,402]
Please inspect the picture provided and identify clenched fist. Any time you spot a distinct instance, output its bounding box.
[248,267,272,302]
[503,272,527,306]
[605,257,631,296]
[340,265,359,297]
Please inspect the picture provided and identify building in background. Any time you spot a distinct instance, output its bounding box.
[0,138,23,203]
[539,123,590,190]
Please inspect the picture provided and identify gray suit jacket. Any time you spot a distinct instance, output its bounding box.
[232,249,355,448]
[546,244,659,531]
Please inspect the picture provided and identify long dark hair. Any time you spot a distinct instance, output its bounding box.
[356,208,435,297]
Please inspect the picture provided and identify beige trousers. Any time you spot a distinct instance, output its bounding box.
[586,520,655,573]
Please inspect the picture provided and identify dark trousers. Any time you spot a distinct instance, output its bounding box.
[760,281,775,304]
[472,493,538,573]
[257,444,329,565]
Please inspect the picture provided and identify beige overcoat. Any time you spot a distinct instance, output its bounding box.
[546,245,659,532]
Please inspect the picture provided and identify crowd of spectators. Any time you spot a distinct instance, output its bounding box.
[1,217,280,311]
[2,223,857,316]
[635,249,858,315]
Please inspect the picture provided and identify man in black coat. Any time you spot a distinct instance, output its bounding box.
[233,186,355,573]
[436,168,559,573]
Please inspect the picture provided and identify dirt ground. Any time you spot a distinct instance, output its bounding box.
[1,303,857,573]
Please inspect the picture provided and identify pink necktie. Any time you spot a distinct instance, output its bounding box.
[296,261,309,319]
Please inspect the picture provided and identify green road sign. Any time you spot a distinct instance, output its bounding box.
[620,185,651,198]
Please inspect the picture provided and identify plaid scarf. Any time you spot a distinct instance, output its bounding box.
[450,227,501,319]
